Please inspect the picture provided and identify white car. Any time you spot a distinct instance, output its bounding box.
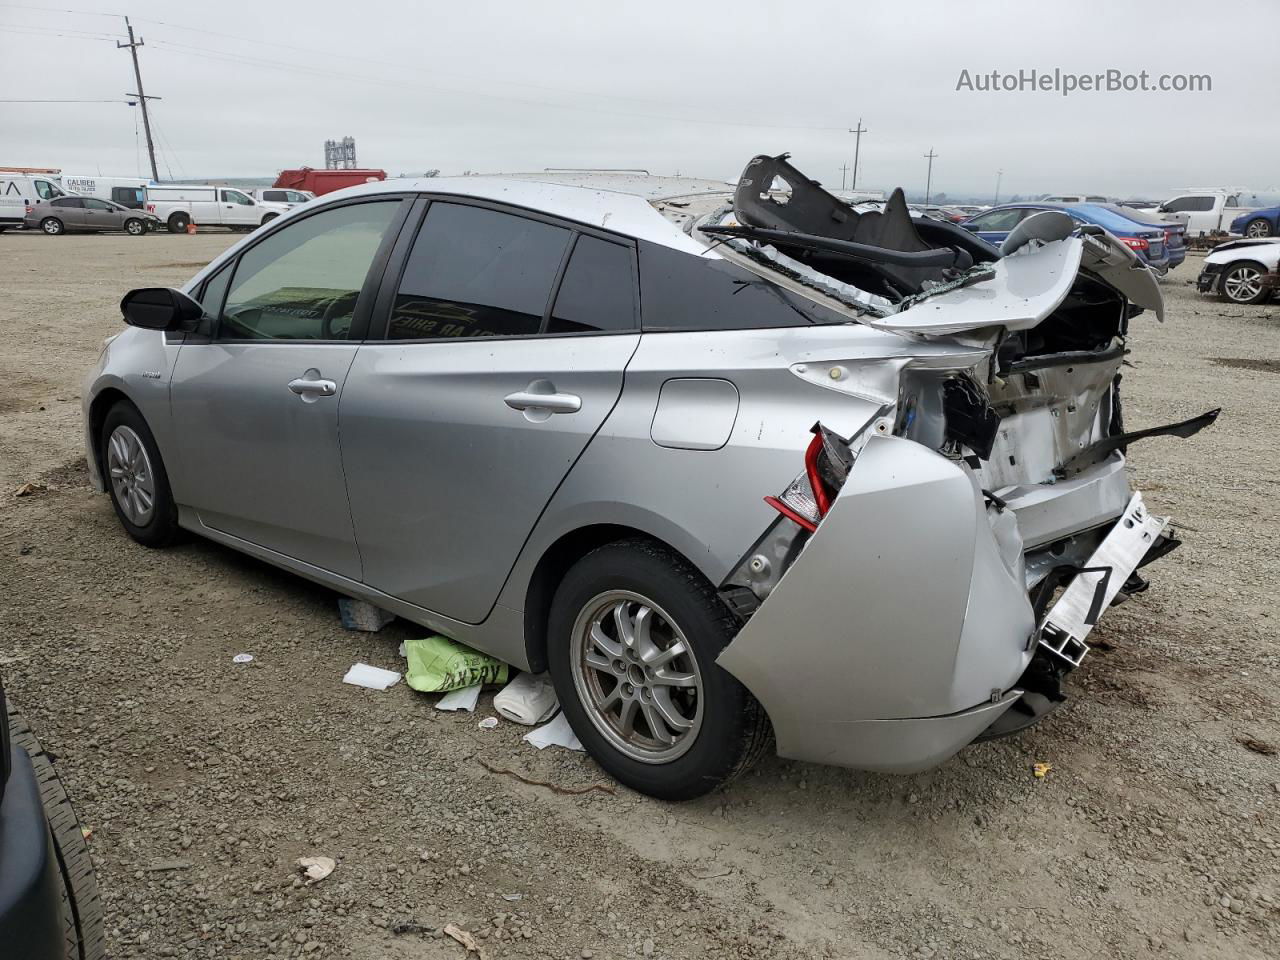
[250,187,315,207]
[1196,238,1280,304]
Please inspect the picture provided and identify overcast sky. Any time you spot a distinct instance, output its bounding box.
[2,0,1276,200]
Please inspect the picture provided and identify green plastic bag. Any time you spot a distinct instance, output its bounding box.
[404,635,509,693]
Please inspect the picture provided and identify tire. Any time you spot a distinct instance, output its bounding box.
[261,213,279,227]
[41,217,64,236]
[547,539,771,800]
[123,218,145,236]
[6,699,107,960]
[1244,218,1274,238]
[167,212,190,234]
[100,401,181,547]
[1219,260,1270,305]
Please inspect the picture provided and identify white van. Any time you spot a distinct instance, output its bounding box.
[0,170,67,229]
[61,175,152,210]
[145,185,289,233]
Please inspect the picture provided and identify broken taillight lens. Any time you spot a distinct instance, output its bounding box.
[764,424,855,533]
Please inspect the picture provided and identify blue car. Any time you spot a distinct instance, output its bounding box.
[961,202,1182,274]
[1230,205,1279,238]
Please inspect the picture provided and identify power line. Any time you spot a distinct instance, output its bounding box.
[0,97,132,102]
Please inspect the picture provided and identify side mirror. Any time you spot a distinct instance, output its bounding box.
[120,287,204,331]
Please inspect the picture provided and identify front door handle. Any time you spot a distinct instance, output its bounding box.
[504,390,581,414]
[288,377,337,397]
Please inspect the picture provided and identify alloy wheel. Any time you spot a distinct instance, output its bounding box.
[1223,266,1263,303]
[570,590,704,763]
[1245,220,1272,238]
[107,425,156,525]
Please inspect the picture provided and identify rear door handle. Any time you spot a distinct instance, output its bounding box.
[504,390,581,414]
[288,377,337,397]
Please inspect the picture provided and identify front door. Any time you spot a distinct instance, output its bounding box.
[169,197,406,578]
[220,188,257,226]
[82,198,124,231]
[340,200,640,623]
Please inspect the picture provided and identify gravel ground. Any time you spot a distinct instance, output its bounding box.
[1,230,1276,960]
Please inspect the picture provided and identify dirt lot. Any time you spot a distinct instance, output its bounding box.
[1,230,1277,960]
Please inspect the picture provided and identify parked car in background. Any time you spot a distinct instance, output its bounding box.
[1229,204,1280,239]
[1096,203,1187,271]
[1,169,66,229]
[83,156,1214,800]
[1,678,105,959]
[250,187,315,207]
[1196,238,1280,304]
[145,184,289,233]
[962,202,1178,273]
[1118,199,1161,211]
[24,195,159,235]
[1041,194,1110,204]
[1155,190,1255,237]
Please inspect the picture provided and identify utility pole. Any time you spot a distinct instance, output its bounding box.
[994,168,1003,205]
[923,148,938,208]
[118,17,160,182]
[839,162,850,192]
[849,118,867,190]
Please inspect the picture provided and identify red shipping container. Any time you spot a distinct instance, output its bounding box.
[273,167,387,196]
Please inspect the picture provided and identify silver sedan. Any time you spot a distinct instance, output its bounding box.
[82,157,1214,799]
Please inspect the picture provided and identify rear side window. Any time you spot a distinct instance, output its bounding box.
[263,190,287,202]
[388,202,570,340]
[968,208,1026,231]
[51,197,83,208]
[218,200,400,341]
[548,236,636,334]
[638,242,844,332]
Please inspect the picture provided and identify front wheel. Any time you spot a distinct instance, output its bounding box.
[41,217,64,235]
[1244,219,1274,238]
[548,540,770,800]
[123,218,146,236]
[167,212,190,234]
[100,402,181,547]
[1219,261,1269,304]
[260,213,279,227]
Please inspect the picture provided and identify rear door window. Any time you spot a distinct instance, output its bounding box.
[967,208,1027,231]
[51,197,84,208]
[547,235,636,334]
[387,202,570,340]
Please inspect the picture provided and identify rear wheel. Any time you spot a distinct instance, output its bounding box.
[167,212,190,234]
[123,218,145,236]
[261,212,279,227]
[41,217,64,235]
[1244,218,1274,238]
[100,402,181,547]
[547,539,770,800]
[6,699,107,960]
[1219,261,1269,304]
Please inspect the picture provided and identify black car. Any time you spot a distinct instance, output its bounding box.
[0,679,104,959]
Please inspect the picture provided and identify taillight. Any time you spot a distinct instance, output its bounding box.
[1120,236,1148,251]
[764,424,855,532]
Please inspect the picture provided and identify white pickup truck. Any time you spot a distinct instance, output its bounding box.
[1155,190,1257,237]
[145,185,290,233]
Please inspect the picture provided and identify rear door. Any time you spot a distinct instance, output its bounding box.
[169,196,408,578]
[964,206,1031,244]
[340,198,640,623]
[49,197,86,229]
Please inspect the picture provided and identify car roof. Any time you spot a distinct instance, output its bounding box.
[332,172,734,251]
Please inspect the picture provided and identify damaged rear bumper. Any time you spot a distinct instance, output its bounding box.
[716,434,1170,774]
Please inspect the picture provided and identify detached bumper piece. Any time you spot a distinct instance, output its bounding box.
[1196,264,1222,293]
[1039,492,1167,668]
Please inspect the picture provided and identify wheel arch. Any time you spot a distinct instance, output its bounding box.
[87,387,134,477]
[522,523,700,673]
[1219,258,1267,288]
